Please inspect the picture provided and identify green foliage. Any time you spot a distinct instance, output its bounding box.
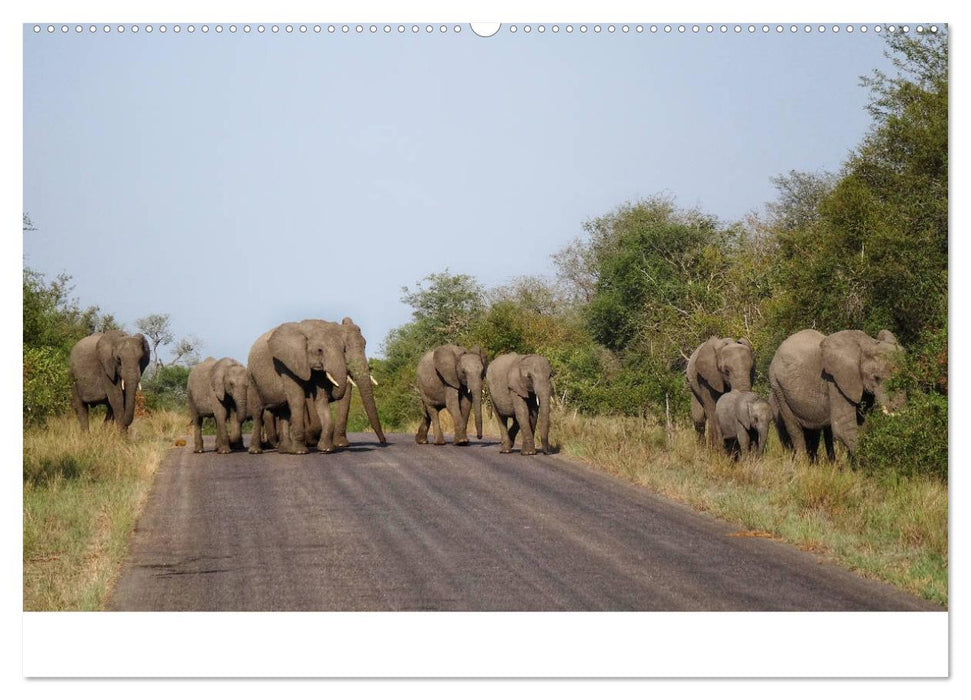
[141,365,191,412]
[857,391,948,481]
[22,268,117,426]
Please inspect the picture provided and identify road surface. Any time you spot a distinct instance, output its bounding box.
[107,433,938,611]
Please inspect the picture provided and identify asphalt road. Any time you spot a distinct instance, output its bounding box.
[107,433,938,611]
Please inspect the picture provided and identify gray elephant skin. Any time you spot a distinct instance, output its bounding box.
[69,330,150,432]
[715,391,773,459]
[686,336,755,446]
[486,353,553,455]
[415,344,487,446]
[187,357,250,454]
[247,318,385,454]
[768,329,905,460]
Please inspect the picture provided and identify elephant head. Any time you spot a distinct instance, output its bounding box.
[268,321,349,392]
[434,344,487,439]
[740,395,773,456]
[96,330,150,427]
[338,317,386,444]
[508,354,553,453]
[211,358,249,419]
[697,336,755,393]
[821,329,906,412]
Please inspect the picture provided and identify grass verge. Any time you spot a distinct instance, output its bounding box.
[550,410,947,607]
[23,411,188,611]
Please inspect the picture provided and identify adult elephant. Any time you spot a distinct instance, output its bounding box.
[69,330,150,432]
[486,353,553,455]
[768,329,905,460]
[247,318,385,454]
[187,357,249,454]
[686,336,755,447]
[415,344,487,446]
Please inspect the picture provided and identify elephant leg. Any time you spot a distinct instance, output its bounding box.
[725,438,740,460]
[690,391,706,444]
[249,404,265,454]
[416,403,432,444]
[829,397,859,458]
[804,429,821,462]
[104,404,114,425]
[507,419,520,450]
[281,379,309,454]
[429,404,446,445]
[736,423,750,455]
[311,391,335,453]
[263,410,278,448]
[774,396,806,456]
[213,403,232,454]
[304,398,322,447]
[71,384,89,431]
[445,387,468,445]
[701,391,720,448]
[190,406,204,453]
[496,414,513,453]
[277,413,294,453]
[823,427,837,462]
[512,396,535,455]
[333,384,352,449]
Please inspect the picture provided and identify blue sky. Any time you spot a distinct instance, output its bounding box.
[23,24,896,362]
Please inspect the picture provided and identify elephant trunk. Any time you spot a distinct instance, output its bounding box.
[472,386,483,440]
[755,425,768,456]
[348,358,386,444]
[235,389,248,430]
[875,384,907,414]
[121,366,141,428]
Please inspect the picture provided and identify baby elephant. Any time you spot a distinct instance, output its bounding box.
[715,391,773,458]
[187,357,251,454]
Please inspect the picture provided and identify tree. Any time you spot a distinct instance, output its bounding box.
[400,270,485,345]
[170,336,204,366]
[136,313,174,376]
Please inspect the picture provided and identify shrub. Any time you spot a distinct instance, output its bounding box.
[141,365,191,412]
[23,345,72,426]
[857,391,948,481]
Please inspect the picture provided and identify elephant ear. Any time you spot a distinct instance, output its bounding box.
[210,360,228,402]
[821,332,864,404]
[433,346,461,388]
[508,360,530,399]
[135,334,151,374]
[268,323,311,381]
[738,395,753,429]
[697,338,725,393]
[96,333,119,382]
[876,329,901,349]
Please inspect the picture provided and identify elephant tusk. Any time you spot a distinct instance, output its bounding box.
[536,395,540,407]
[121,379,125,392]
[138,382,142,391]
[325,371,341,388]
[347,376,358,387]
[370,375,378,386]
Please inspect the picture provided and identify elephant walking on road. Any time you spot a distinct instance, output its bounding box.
[415,345,487,446]
[486,353,553,455]
[686,336,755,447]
[715,391,773,459]
[187,357,250,454]
[69,330,150,433]
[768,329,905,460]
[247,318,385,455]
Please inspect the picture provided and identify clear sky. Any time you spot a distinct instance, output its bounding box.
[23,24,896,362]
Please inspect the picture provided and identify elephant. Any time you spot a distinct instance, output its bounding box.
[486,353,553,455]
[247,318,385,454]
[715,391,773,459]
[187,357,250,454]
[768,329,905,460]
[686,336,755,447]
[415,344,487,446]
[68,330,150,432]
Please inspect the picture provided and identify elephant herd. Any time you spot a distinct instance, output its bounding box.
[687,329,905,461]
[66,320,903,463]
[67,319,554,457]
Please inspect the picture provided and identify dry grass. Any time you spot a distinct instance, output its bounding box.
[550,410,947,606]
[23,411,188,610]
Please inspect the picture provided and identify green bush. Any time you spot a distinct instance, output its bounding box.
[857,391,948,481]
[141,365,191,412]
[23,345,72,426]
